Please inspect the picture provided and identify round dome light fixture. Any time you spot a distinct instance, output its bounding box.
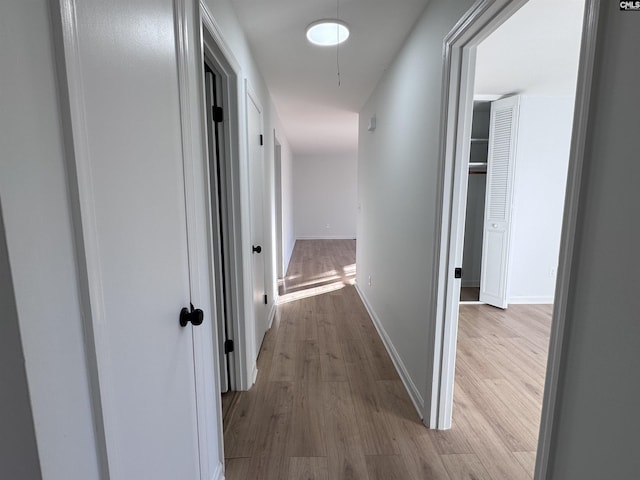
[306,20,350,46]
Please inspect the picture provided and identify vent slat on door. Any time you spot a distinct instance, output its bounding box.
[487,109,514,221]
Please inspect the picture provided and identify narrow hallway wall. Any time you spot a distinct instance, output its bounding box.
[294,154,358,240]
[356,0,476,409]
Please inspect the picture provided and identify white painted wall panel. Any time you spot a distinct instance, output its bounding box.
[507,96,574,304]
[294,154,357,240]
[546,6,640,478]
[0,1,100,478]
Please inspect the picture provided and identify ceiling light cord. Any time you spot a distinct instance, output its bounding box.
[337,0,341,87]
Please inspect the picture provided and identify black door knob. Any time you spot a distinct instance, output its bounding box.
[180,304,204,327]
[252,245,262,254]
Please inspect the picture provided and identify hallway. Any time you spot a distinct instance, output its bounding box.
[222,240,549,479]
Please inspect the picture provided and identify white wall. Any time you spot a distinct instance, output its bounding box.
[294,154,357,240]
[545,5,640,478]
[357,0,476,410]
[0,2,101,478]
[507,95,574,304]
[0,200,42,478]
[278,140,296,274]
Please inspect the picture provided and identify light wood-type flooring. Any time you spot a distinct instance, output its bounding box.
[222,240,551,479]
[460,287,480,302]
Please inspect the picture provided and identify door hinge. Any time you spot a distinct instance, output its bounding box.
[263,294,268,305]
[224,339,234,354]
[259,134,264,146]
[212,106,223,123]
[455,267,463,279]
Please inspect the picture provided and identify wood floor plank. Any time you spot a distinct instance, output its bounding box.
[317,313,348,381]
[223,389,259,458]
[402,434,452,480]
[295,340,321,382]
[365,455,412,480]
[441,453,493,480]
[286,380,326,457]
[246,381,294,480]
[456,374,538,452]
[270,340,297,382]
[224,458,250,479]
[342,339,399,456]
[324,381,370,480]
[287,457,328,480]
[514,451,537,477]
[453,383,532,480]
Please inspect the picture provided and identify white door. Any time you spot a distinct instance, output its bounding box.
[247,91,267,354]
[63,0,201,477]
[480,95,520,308]
[205,68,229,393]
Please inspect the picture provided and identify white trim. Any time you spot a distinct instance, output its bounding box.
[355,284,425,418]
[251,363,259,385]
[268,303,277,330]
[508,296,554,305]
[211,462,224,480]
[54,1,118,477]
[174,1,226,477]
[429,0,529,429]
[535,1,600,478]
[295,236,357,240]
[200,1,255,391]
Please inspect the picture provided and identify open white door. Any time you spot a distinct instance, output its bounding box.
[479,95,520,308]
[205,68,229,393]
[247,89,267,355]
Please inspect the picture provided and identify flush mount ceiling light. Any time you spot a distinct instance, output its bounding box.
[306,20,350,46]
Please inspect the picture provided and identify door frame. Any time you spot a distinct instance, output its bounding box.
[428,0,600,478]
[174,0,262,476]
[273,134,285,281]
[196,1,256,393]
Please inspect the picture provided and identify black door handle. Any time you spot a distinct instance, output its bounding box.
[252,245,262,254]
[180,303,204,327]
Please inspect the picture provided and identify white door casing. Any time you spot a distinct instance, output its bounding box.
[205,69,230,393]
[246,88,267,355]
[479,95,520,309]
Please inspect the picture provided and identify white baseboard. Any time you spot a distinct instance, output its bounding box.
[354,283,425,418]
[267,303,276,329]
[250,362,258,386]
[509,296,554,304]
[295,235,356,240]
[212,462,224,480]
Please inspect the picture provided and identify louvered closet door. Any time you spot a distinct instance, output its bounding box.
[480,96,520,309]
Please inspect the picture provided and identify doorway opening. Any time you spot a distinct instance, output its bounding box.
[273,136,285,284]
[200,20,253,401]
[431,0,598,477]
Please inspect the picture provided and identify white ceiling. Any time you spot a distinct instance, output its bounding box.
[475,0,585,97]
[230,0,429,155]
[231,0,585,156]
